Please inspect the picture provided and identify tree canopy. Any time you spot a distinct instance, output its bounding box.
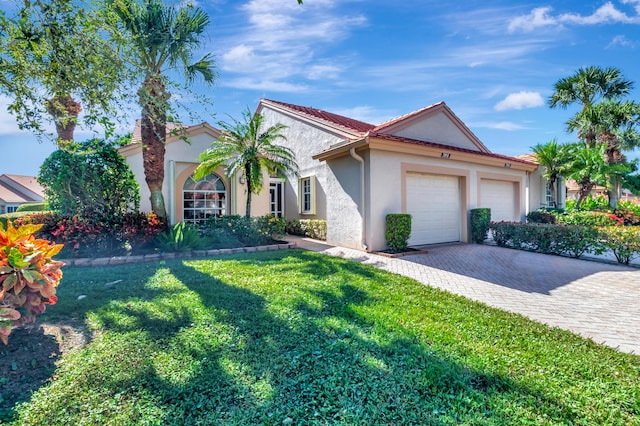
[195,109,299,217]
[0,0,125,145]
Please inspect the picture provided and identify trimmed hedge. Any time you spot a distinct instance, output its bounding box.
[385,214,412,252]
[470,208,491,243]
[16,202,49,212]
[526,210,557,224]
[286,219,327,241]
[490,221,640,263]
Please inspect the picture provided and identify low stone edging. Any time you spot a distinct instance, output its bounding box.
[59,242,297,267]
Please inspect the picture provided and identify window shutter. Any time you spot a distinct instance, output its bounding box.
[309,176,316,215]
[298,178,303,214]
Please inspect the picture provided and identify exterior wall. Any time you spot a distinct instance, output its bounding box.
[367,149,529,252]
[529,168,545,211]
[388,111,482,151]
[260,106,364,249]
[123,132,270,223]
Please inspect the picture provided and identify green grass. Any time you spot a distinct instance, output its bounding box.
[9,250,640,425]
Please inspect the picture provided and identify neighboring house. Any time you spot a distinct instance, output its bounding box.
[121,99,538,252]
[0,174,45,214]
[565,180,607,201]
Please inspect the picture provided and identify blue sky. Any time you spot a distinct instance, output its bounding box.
[2,0,640,176]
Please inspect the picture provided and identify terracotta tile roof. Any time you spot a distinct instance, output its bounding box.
[262,99,375,134]
[516,153,538,163]
[367,131,537,165]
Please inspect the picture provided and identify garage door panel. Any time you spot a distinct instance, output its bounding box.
[406,174,461,245]
[480,179,516,222]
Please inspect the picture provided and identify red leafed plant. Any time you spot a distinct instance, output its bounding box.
[0,222,64,345]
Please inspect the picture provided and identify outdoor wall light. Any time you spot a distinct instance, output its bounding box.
[239,175,246,184]
[504,163,512,168]
[441,153,451,159]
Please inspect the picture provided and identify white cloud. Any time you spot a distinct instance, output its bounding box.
[494,91,544,111]
[508,7,557,32]
[474,121,526,131]
[217,0,367,93]
[508,2,640,33]
[330,106,394,125]
[607,34,637,48]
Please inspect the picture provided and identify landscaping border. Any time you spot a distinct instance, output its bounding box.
[59,242,296,267]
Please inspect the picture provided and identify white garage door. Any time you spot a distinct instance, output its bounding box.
[480,179,516,222]
[406,173,461,246]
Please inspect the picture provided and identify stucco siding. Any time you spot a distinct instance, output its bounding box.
[390,111,482,152]
[123,131,270,222]
[259,106,364,249]
[367,149,529,251]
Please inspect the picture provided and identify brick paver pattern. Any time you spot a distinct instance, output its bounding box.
[288,237,640,355]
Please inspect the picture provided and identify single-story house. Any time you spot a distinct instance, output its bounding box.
[121,99,538,252]
[0,174,45,214]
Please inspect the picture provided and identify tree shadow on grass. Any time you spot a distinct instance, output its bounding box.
[10,253,590,424]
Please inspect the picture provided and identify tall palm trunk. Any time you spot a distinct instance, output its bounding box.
[46,94,81,147]
[601,132,625,207]
[244,163,252,218]
[139,73,169,220]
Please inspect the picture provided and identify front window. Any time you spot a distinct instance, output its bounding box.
[6,205,18,213]
[183,173,226,224]
[298,176,315,215]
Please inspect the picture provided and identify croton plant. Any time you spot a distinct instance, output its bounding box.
[0,222,64,345]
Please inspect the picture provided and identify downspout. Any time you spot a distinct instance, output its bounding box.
[349,147,368,251]
[524,171,530,221]
[168,160,176,224]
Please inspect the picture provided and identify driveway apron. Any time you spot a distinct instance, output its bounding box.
[287,236,640,355]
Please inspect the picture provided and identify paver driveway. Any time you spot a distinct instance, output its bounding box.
[288,236,640,355]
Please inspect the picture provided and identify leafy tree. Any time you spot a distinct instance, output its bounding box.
[566,99,640,206]
[194,109,299,217]
[38,138,140,217]
[0,0,123,145]
[548,66,633,145]
[563,143,630,209]
[531,139,568,207]
[107,0,215,220]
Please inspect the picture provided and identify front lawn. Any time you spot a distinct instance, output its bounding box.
[6,250,640,425]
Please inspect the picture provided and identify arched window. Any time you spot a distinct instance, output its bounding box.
[183,173,226,224]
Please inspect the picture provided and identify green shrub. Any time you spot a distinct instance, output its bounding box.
[385,214,412,252]
[599,226,640,264]
[559,211,623,227]
[470,208,491,243]
[489,222,602,258]
[15,202,48,212]
[38,138,140,217]
[0,212,29,229]
[526,210,557,224]
[565,195,610,213]
[203,215,286,247]
[15,212,165,258]
[285,219,327,241]
[155,222,209,252]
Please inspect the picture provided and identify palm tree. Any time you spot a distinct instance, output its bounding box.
[110,0,215,220]
[566,100,640,206]
[563,142,630,209]
[194,109,299,218]
[531,139,568,207]
[548,66,633,145]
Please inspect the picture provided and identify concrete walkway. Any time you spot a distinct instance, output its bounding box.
[286,236,640,355]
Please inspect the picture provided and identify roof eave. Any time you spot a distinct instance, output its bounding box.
[312,138,368,161]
